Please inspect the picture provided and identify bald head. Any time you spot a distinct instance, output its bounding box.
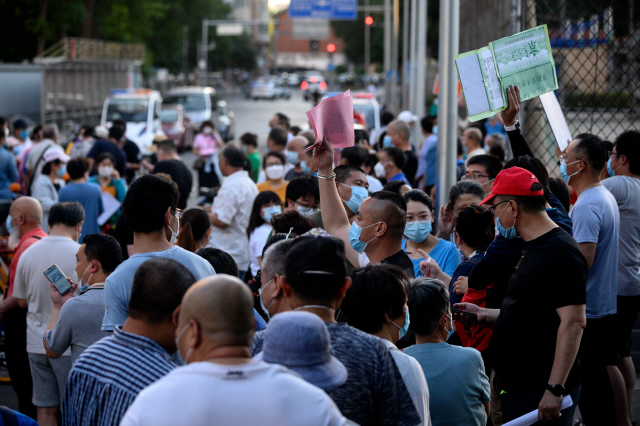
[180,275,255,347]
[389,120,411,141]
[287,136,307,154]
[10,197,42,226]
[363,191,407,241]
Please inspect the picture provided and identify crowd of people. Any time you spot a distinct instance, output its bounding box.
[0,82,638,426]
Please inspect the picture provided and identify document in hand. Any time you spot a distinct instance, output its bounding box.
[304,90,355,152]
[502,395,573,426]
[456,25,559,122]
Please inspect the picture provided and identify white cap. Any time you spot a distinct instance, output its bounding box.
[43,149,70,164]
[398,110,418,124]
[94,126,109,139]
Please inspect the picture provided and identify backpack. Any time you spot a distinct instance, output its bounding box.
[455,255,494,353]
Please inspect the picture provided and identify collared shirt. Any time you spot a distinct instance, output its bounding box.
[389,172,411,186]
[7,227,47,297]
[63,327,176,426]
[208,170,259,270]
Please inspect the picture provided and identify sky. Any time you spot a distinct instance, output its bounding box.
[269,0,290,12]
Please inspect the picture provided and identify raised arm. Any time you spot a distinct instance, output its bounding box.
[500,85,534,158]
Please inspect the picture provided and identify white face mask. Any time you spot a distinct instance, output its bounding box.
[175,323,193,364]
[265,164,285,180]
[98,166,113,178]
[202,127,213,135]
[168,211,180,244]
[374,162,386,178]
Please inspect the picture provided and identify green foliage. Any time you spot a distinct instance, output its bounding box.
[335,64,348,74]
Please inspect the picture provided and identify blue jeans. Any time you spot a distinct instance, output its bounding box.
[500,386,580,426]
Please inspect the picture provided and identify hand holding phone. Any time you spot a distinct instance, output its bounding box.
[43,264,73,296]
[451,306,479,328]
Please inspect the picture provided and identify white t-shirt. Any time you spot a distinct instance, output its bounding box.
[367,175,384,193]
[249,223,272,276]
[120,361,348,426]
[12,236,79,354]
[381,338,432,426]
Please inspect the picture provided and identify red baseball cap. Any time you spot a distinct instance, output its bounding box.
[479,166,544,205]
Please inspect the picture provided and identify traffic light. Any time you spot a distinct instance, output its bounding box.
[326,43,336,53]
[365,16,374,26]
[310,40,319,52]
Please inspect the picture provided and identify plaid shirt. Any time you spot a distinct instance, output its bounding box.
[63,326,176,426]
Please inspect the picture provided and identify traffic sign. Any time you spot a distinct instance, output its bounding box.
[289,0,357,20]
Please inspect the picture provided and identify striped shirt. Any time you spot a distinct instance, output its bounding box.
[63,327,176,426]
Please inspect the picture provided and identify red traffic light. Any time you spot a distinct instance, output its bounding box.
[365,16,374,25]
[327,43,336,53]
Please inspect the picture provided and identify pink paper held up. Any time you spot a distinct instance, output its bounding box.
[304,90,355,152]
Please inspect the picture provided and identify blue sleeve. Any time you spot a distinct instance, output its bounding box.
[253,309,267,331]
[98,188,104,214]
[102,274,129,331]
[8,157,18,183]
[441,246,462,276]
[114,179,127,203]
[87,141,102,159]
[469,350,491,403]
[570,203,601,244]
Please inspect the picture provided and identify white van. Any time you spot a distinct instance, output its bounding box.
[101,89,163,152]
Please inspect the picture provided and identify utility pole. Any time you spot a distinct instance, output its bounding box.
[436,0,459,210]
[409,0,418,115]
[402,0,409,110]
[415,0,427,121]
[183,26,189,78]
[391,0,400,111]
[201,19,209,83]
[384,0,392,105]
[364,0,370,75]
[272,20,279,76]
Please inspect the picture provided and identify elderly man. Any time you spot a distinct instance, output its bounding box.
[462,127,486,165]
[121,275,348,426]
[284,136,308,180]
[387,119,418,186]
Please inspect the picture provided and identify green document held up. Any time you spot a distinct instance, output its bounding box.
[455,25,559,122]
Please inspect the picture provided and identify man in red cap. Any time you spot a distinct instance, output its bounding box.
[456,166,587,425]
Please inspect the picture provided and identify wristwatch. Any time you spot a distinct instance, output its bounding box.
[504,120,520,132]
[546,383,565,397]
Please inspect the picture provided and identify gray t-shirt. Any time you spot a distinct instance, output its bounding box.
[603,176,640,296]
[46,287,110,363]
[569,185,620,318]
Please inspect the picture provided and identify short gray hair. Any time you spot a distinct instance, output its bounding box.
[42,124,58,140]
[407,278,449,336]
[390,119,411,141]
[262,238,295,281]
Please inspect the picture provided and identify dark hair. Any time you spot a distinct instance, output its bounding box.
[448,180,485,207]
[420,116,434,133]
[122,174,179,233]
[489,144,506,162]
[496,188,547,214]
[466,154,503,179]
[384,147,406,169]
[176,207,212,252]
[290,126,301,136]
[457,137,464,156]
[196,248,239,276]
[42,159,61,176]
[200,120,215,132]
[403,189,433,213]
[95,152,115,167]
[240,132,258,148]
[48,202,85,228]
[262,151,286,170]
[334,165,366,184]
[284,236,347,303]
[341,264,408,334]
[108,126,124,141]
[220,144,249,169]
[383,180,409,194]
[275,112,290,129]
[574,133,606,172]
[369,191,406,241]
[82,233,123,274]
[31,124,43,140]
[364,153,378,170]
[158,139,177,155]
[614,130,640,175]
[503,155,551,203]
[408,278,449,335]
[0,117,5,129]
[381,111,395,126]
[354,129,370,146]
[128,258,196,323]
[455,205,495,249]
[67,157,89,180]
[340,146,368,168]
[247,191,281,237]
[549,178,571,213]
[271,210,315,235]
[262,232,297,259]
[285,175,319,206]
[268,127,288,148]
[111,119,127,131]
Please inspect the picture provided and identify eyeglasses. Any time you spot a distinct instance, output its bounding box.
[557,155,583,166]
[174,209,184,220]
[294,200,318,210]
[461,173,490,181]
[608,151,621,159]
[488,200,512,216]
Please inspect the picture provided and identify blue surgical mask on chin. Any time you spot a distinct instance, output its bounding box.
[445,313,454,341]
[258,279,276,321]
[404,220,432,242]
[392,308,410,340]
[383,135,393,148]
[607,158,621,177]
[496,202,518,239]
[339,183,368,214]
[349,221,381,253]
[287,151,300,166]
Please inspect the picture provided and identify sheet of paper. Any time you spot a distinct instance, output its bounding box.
[455,53,491,117]
[540,92,572,152]
[97,192,121,226]
[479,48,504,110]
[305,90,355,152]
[502,395,573,426]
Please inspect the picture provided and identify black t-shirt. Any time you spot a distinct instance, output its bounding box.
[403,150,418,187]
[381,250,415,278]
[153,159,193,209]
[490,227,587,394]
[121,139,141,183]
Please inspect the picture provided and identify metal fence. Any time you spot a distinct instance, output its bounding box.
[520,0,640,174]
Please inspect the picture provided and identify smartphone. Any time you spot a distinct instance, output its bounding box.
[451,308,478,321]
[43,264,73,296]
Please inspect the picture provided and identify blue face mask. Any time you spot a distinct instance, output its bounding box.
[19,130,29,140]
[445,312,454,341]
[5,215,13,233]
[339,183,368,214]
[607,157,621,177]
[404,220,432,242]
[57,165,67,177]
[259,279,275,321]
[383,135,393,148]
[560,160,580,184]
[496,201,518,239]
[262,205,282,223]
[300,160,311,174]
[392,308,410,340]
[349,221,381,253]
[287,151,300,166]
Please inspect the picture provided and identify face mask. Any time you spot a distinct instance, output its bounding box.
[5,215,13,234]
[241,145,248,155]
[98,166,113,178]
[78,263,94,293]
[481,178,494,188]
[560,160,581,184]
[607,158,621,177]
[383,135,393,148]
[374,162,386,178]
[300,160,311,174]
[339,183,368,214]
[262,205,282,223]
[462,145,469,155]
[392,308,410,340]
[265,164,285,180]
[19,130,29,140]
[287,151,300,166]
[496,202,518,239]
[202,127,213,135]
[168,211,180,244]
[57,165,67,177]
[3,128,8,138]
[349,221,381,253]
[296,204,316,216]
[404,220,432,242]
[258,279,276,321]
[175,323,193,364]
[445,312,454,341]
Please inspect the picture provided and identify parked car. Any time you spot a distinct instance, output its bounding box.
[301,72,327,101]
[251,77,291,100]
[287,73,301,86]
[215,100,235,142]
[160,104,185,149]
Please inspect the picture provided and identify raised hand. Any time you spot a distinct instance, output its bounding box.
[312,137,335,174]
[499,85,521,127]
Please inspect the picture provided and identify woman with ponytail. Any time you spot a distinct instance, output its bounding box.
[176,207,212,252]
